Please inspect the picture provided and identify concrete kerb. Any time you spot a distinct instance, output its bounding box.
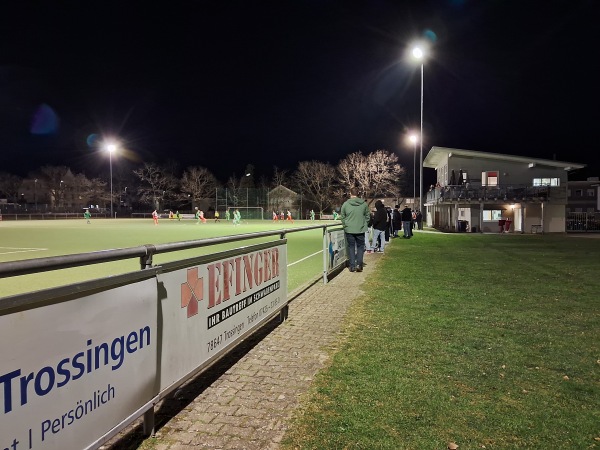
[103,251,382,450]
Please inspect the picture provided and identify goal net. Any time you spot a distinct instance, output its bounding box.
[226,206,265,220]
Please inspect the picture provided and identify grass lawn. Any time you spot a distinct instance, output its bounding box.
[283,232,600,449]
[0,218,334,298]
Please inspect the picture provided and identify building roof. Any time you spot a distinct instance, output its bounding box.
[423,146,586,171]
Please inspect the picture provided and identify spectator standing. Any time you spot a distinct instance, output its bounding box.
[401,205,412,238]
[392,205,402,237]
[416,210,423,230]
[365,209,374,253]
[340,187,370,272]
[371,200,388,253]
[385,205,393,242]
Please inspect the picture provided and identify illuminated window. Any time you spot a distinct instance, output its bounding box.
[533,178,560,186]
[482,171,498,187]
[482,210,503,220]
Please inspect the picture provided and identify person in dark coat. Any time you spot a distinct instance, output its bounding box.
[415,210,423,230]
[385,206,393,242]
[371,200,388,253]
[401,205,413,238]
[392,205,402,237]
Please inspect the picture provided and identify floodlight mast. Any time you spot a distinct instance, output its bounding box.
[410,44,426,212]
[105,143,117,218]
[409,134,418,201]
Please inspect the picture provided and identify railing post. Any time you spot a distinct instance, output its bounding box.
[143,407,155,436]
[140,244,156,270]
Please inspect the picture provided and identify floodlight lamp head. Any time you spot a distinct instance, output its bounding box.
[412,47,424,59]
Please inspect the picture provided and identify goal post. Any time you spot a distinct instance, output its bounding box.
[226,206,265,220]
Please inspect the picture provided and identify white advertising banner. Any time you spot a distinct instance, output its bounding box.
[0,279,157,450]
[157,243,288,391]
[327,229,347,271]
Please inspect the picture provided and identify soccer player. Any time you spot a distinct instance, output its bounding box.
[225,209,231,221]
[233,209,241,226]
[195,207,200,224]
[199,210,207,223]
[214,211,220,222]
[273,210,278,221]
[310,209,315,221]
[286,210,294,223]
[152,210,159,225]
[84,208,91,224]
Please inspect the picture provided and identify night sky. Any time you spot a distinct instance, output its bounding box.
[1,0,597,184]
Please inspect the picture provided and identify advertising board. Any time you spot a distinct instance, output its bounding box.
[156,242,288,391]
[0,279,157,450]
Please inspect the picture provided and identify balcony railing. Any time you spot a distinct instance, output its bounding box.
[426,184,566,204]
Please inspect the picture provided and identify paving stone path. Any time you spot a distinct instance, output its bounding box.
[104,253,380,450]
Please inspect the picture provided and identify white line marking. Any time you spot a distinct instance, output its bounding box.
[287,250,322,267]
[0,247,48,255]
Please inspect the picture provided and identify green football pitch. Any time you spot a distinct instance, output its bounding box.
[0,218,338,298]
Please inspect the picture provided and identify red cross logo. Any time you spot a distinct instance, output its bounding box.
[181,267,203,318]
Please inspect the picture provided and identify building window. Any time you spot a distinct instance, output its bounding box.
[533,178,560,186]
[588,207,596,213]
[482,171,498,187]
[587,189,595,197]
[482,210,503,221]
[575,189,583,196]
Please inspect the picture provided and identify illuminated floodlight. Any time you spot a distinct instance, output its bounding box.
[103,140,119,218]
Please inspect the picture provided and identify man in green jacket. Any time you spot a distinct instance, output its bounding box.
[340,187,370,272]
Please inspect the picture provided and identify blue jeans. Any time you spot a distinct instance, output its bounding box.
[403,221,412,237]
[371,229,386,252]
[345,233,365,269]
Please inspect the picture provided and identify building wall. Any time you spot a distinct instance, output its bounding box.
[446,156,568,186]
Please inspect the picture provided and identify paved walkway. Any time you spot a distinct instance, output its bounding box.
[104,252,381,450]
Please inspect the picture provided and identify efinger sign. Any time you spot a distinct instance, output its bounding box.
[157,242,288,393]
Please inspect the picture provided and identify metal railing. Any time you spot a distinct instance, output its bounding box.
[566,212,600,232]
[0,223,345,449]
[427,184,565,203]
[0,224,336,280]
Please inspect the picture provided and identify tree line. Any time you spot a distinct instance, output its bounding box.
[0,149,407,214]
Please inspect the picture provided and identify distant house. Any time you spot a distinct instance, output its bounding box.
[267,185,299,215]
[567,177,599,213]
[423,147,586,233]
[565,177,600,232]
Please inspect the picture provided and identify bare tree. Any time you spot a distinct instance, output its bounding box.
[293,161,337,214]
[133,162,178,210]
[72,174,107,208]
[272,166,288,187]
[38,165,71,207]
[226,174,243,206]
[337,150,404,205]
[180,166,219,208]
[0,172,23,204]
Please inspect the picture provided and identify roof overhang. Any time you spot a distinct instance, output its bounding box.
[423,146,586,171]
